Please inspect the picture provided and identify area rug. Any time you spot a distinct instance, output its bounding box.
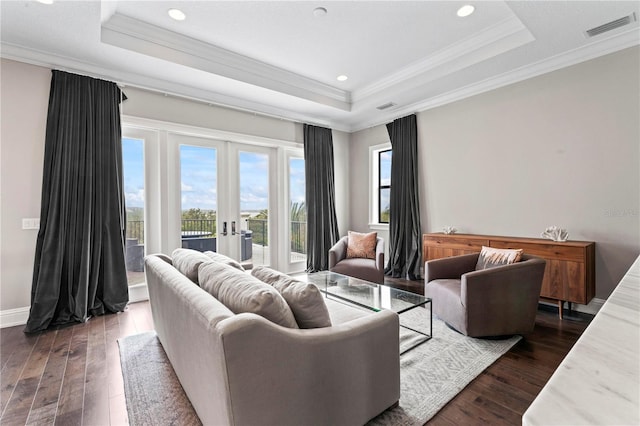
[119,308,520,426]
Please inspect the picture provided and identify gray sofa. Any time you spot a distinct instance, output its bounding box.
[144,251,400,426]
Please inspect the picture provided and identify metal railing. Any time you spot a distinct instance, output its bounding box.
[246,218,307,254]
[181,219,216,237]
[126,218,306,254]
[127,220,144,244]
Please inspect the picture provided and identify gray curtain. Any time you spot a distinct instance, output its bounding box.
[385,114,422,280]
[304,124,340,272]
[25,70,129,333]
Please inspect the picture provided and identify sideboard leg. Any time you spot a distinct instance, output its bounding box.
[558,300,564,320]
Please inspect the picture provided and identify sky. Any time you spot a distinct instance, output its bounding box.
[122,137,306,212]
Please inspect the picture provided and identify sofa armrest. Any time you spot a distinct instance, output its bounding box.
[217,310,400,426]
[424,253,479,282]
[329,236,348,269]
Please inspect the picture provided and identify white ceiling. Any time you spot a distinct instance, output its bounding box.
[1,1,639,132]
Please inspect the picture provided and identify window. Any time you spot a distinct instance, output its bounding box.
[378,149,392,223]
[122,137,145,286]
[370,143,392,227]
[289,157,306,263]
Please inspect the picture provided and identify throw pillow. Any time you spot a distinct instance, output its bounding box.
[476,246,523,270]
[252,266,332,329]
[198,262,298,329]
[346,231,377,259]
[203,250,245,271]
[171,248,212,284]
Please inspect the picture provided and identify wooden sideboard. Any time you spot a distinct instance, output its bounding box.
[422,233,596,318]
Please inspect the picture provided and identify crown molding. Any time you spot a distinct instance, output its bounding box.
[101,13,351,111]
[0,42,352,132]
[352,15,534,103]
[351,28,640,133]
[3,23,638,134]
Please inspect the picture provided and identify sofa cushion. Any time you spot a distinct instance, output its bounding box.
[251,266,332,329]
[171,248,212,284]
[204,251,245,272]
[475,246,523,270]
[199,262,298,329]
[346,231,377,259]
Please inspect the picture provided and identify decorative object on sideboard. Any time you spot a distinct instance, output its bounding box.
[442,226,457,235]
[541,226,569,242]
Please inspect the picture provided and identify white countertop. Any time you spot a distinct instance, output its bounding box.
[522,255,640,425]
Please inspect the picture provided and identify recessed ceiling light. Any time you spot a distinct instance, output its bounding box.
[168,8,186,21]
[457,5,475,17]
[336,75,348,82]
[313,7,327,17]
[36,0,54,4]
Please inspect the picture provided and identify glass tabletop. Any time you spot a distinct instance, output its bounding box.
[302,270,429,314]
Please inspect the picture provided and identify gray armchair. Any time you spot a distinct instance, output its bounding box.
[329,236,385,284]
[424,253,546,337]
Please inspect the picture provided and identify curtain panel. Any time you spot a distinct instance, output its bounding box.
[303,124,340,272]
[385,114,422,280]
[25,71,129,333]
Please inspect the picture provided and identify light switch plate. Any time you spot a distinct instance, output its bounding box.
[22,218,40,230]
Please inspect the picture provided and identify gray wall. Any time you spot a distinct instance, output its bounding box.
[2,45,638,314]
[350,46,640,299]
[0,59,49,312]
[0,60,350,313]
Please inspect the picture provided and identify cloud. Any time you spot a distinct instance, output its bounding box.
[125,189,145,207]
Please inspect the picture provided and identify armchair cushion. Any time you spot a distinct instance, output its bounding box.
[475,246,523,270]
[251,266,332,329]
[346,231,377,259]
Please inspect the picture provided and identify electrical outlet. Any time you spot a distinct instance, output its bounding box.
[22,218,40,230]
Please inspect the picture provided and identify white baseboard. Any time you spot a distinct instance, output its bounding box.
[0,283,150,329]
[540,297,606,316]
[0,307,30,329]
[573,297,605,316]
[129,282,149,303]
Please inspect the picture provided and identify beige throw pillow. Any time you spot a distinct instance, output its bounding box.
[198,262,298,329]
[346,231,377,259]
[203,251,245,271]
[251,266,332,329]
[476,246,523,270]
[171,248,213,284]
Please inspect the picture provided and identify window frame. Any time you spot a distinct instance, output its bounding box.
[369,142,392,229]
[378,149,391,224]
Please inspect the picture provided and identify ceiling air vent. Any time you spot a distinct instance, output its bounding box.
[376,102,397,111]
[585,13,636,37]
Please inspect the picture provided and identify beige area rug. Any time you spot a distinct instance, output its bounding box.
[119,308,520,426]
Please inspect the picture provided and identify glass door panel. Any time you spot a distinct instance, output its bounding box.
[179,145,218,253]
[122,137,145,286]
[289,157,307,264]
[239,151,270,267]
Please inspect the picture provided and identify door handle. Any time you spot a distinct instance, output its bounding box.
[222,221,227,236]
[231,221,236,236]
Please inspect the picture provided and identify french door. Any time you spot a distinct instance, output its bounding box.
[172,134,275,267]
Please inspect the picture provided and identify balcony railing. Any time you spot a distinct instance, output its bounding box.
[125,219,307,254]
[127,220,144,244]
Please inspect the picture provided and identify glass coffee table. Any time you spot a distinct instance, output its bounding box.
[302,271,432,354]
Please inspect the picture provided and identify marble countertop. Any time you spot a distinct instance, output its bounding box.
[522,255,640,425]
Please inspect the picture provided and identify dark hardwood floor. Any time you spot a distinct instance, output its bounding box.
[1,278,592,426]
